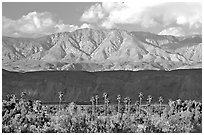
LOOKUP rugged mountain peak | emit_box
[2,28,202,72]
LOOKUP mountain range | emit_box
[2,28,202,72]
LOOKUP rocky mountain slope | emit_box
[2,69,202,103]
[2,28,202,72]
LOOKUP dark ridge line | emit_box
[2,68,202,74]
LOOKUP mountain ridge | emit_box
[2,28,202,72]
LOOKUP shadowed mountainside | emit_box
[2,69,201,103]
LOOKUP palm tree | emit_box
[58,91,63,111]
[158,96,164,111]
[123,97,128,113]
[117,95,121,113]
[103,92,108,115]
[176,99,181,105]
[127,97,131,113]
[176,99,182,112]
[147,95,153,105]
[139,92,143,105]
[10,94,16,102]
[135,101,140,113]
[147,95,153,115]
[103,92,108,104]
[168,99,173,107]
[106,98,110,115]
[139,92,143,112]
[21,92,27,100]
[95,95,99,106]
[90,96,95,115]
[6,94,11,101]
[95,95,99,112]
[34,100,42,114]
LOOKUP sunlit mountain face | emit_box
[2,28,202,72]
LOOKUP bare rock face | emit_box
[2,69,202,103]
[2,28,202,72]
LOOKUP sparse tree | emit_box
[135,100,140,113]
[139,92,144,112]
[58,91,63,111]
[95,95,99,112]
[6,94,11,101]
[147,95,153,105]
[158,96,164,111]
[106,98,110,115]
[117,95,121,113]
[33,100,42,114]
[20,92,27,100]
[176,99,182,112]
[103,92,108,104]
[95,95,99,106]
[90,96,95,115]
[147,95,153,115]
[176,99,181,105]
[123,97,128,113]
[168,99,173,107]
[103,92,108,115]
[128,97,131,113]
[10,94,16,103]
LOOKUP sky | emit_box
[2,2,202,38]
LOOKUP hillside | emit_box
[2,28,202,72]
[2,69,202,103]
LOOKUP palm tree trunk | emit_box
[59,99,61,112]
[118,101,120,113]
[95,100,97,113]
[160,102,162,111]
[104,98,107,116]
[106,102,108,116]
[139,98,141,112]
[125,104,128,113]
[128,103,131,113]
[90,102,94,121]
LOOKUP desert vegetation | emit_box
[2,91,202,133]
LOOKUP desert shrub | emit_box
[2,94,202,133]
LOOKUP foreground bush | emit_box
[2,94,202,133]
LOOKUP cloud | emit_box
[158,27,185,36]
[80,2,201,35]
[79,23,92,29]
[81,3,105,23]
[55,23,91,33]
[3,11,92,38]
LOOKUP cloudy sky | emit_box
[2,2,202,38]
